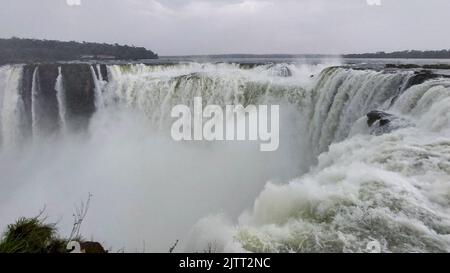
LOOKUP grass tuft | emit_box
[0,217,67,253]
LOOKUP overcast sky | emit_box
[0,0,449,55]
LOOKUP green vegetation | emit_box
[423,64,450,69]
[0,194,92,253]
[0,37,158,65]
[385,63,450,70]
[345,49,450,59]
[385,64,422,69]
[0,217,67,253]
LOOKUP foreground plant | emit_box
[0,216,66,253]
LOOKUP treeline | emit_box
[345,50,450,59]
[0,37,158,65]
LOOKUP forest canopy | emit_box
[344,50,450,59]
[0,37,158,65]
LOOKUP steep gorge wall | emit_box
[13,63,107,139]
[61,64,97,132]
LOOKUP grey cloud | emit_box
[0,0,449,55]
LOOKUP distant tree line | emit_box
[345,50,450,59]
[0,37,158,65]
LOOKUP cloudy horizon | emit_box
[1,0,449,56]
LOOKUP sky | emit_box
[0,0,449,55]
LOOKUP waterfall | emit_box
[90,65,105,109]
[308,67,412,155]
[6,62,440,150]
[55,67,67,134]
[1,62,447,161]
[31,66,39,137]
[104,63,320,130]
[104,64,419,154]
[1,62,450,253]
[390,78,450,132]
[186,67,450,253]
[96,64,103,81]
[0,65,24,149]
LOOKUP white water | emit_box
[96,65,104,81]
[0,65,24,150]
[187,73,450,253]
[308,68,412,155]
[31,67,39,137]
[90,65,106,109]
[55,67,67,134]
[1,62,450,253]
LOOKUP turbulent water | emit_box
[0,60,449,252]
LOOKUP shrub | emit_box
[0,217,67,253]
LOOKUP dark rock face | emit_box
[388,70,444,107]
[99,64,108,81]
[91,64,108,81]
[403,71,440,90]
[367,110,393,127]
[61,64,96,132]
[36,64,60,134]
[80,241,107,253]
[20,64,60,135]
[366,110,413,136]
[18,63,98,135]
[20,65,36,137]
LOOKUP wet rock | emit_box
[367,110,392,127]
[99,64,108,81]
[403,70,440,90]
[18,63,98,135]
[36,64,60,134]
[20,64,61,135]
[67,241,107,253]
[20,65,36,137]
[367,110,413,136]
[92,64,108,81]
[61,64,96,132]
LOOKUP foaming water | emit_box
[191,130,450,253]
[187,69,450,253]
[31,67,39,137]
[0,65,24,150]
[90,65,106,109]
[55,67,67,134]
[1,60,450,253]
[0,61,327,251]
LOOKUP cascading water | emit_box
[55,67,67,134]
[90,65,106,109]
[308,67,413,156]
[104,63,317,130]
[96,65,104,82]
[0,61,449,253]
[0,65,24,150]
[31,67,39,137]
[187,67,450,253]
